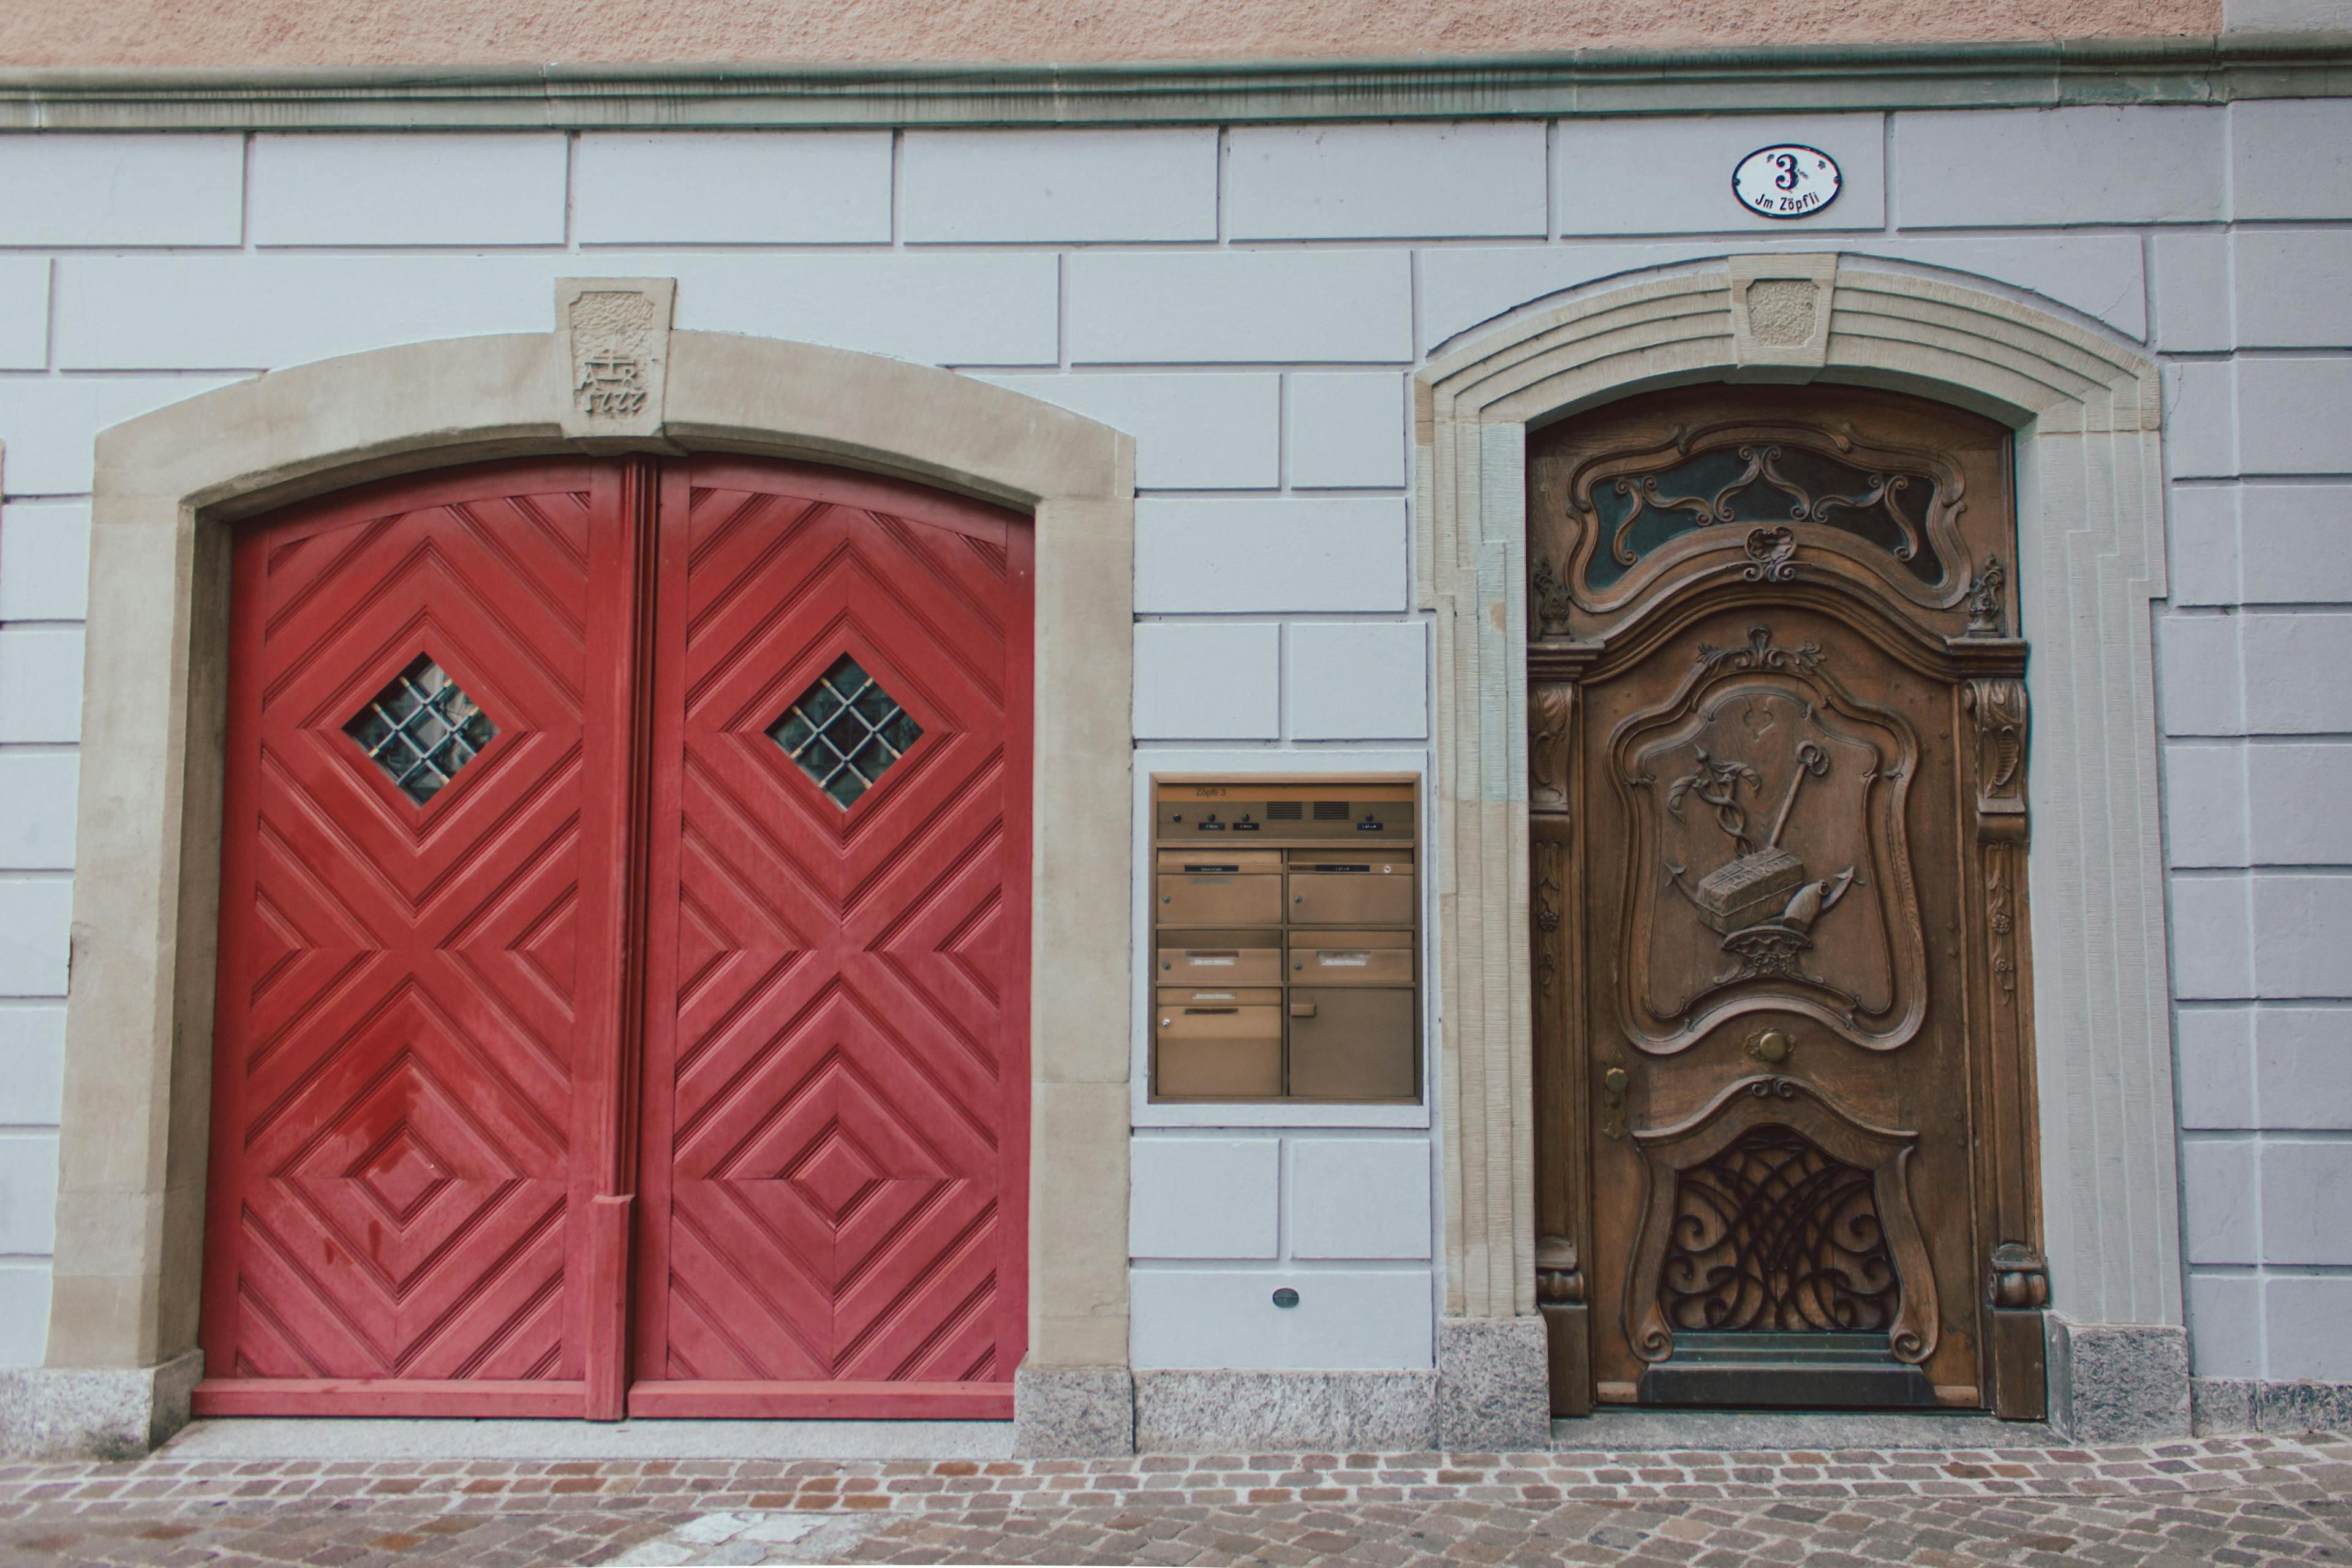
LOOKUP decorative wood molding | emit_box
[1626,1074,1939,1366]
[1415,255,2179,1329]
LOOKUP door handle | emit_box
[1289,1001,1317,1019]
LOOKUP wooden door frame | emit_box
[1414,254,2193,1446]
[46,301,1139,1453]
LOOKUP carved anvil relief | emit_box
[1611,626,1928,1054]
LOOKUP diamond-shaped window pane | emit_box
[769,655,921,809]
[345,655,499,805]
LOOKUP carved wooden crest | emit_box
[1608,625,1927,1054]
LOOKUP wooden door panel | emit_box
[1580,606,1978,1401]
[202,461,636,1415]
[1529,385,2043,1417]
[631,459,1031,1417]
[204,454,1034,1422]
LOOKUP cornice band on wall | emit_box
[1,34,2348,131]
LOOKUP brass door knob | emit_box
[1602,1066,1630,1095]
[1747,1029,1793,1064]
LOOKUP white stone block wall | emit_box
[2160,96,2352,1392]
[0,107,2343,1383]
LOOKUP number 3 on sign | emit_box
[1732,145,1842,219]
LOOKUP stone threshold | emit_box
[159,1418,1014,1463]
[1556,1408,2047,1451]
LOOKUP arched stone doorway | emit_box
[42,294,1139,1456]
[1414,255,2188,1446]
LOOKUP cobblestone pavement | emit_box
[0,1432,2343,1566]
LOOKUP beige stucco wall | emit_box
[0,0,2219,69]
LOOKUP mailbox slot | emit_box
[1288,929,1415,987]
[1156,986,1283,1007]
[1153,1003,1283,1098]
[1152,778,1420,1102]
[1287,988,1419,1100]
[1288,851,1416,927]
[1156,932,1286,988]
[1156,848,1285,926]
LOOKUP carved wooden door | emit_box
[1528,387,2048,1419]
[200,455,1031,1421]
[627,459,1031,1419]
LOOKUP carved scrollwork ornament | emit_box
[1966,554,2008,637]
[1743,526,1799,582]
[1694,624,1824,677]
[1532,554,1575,641]
[1624,1075,1942,1367]
[1986,1242,2049,1309]
[1657,1121,1901,1337]
[1535,1234,1587,1305]
[1532,838,1564,1000]
[1964,677,2029,845]
[1529,684,1574,814]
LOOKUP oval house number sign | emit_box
[1733,145,1842,219]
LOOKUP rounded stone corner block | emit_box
[51,325,1138,1438]
[1415,255,2182,1397]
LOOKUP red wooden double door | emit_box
[198,455,1033,1420]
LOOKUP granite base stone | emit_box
[2194,1376,2352,1435]
[1134,1369,1437,1452]
[0,1349,204,1460]
[1011,1363,1134,1457]
[2047,1317,2191,1443]
[1435,1316,1550,1451]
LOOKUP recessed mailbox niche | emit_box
[1151,777,1420,1103]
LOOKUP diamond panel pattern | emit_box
[644,473,1022,1399]
[211,473,600,1400]
[345,654,499,804]
[785,1124,885,1224]
[769,656,921,808]
[347,1125,454,1227]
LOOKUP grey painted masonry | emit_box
[0,95,2347,1434]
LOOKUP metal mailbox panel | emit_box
[1287,867,1417,927]
[1287,930,1415,987]
[1155,1003,1284,1098]
[1155,787,1416,844]
[1150,777,1422,1104]
[1286,988,1418,1100]
[1160,869,1285,926]
[1156,938,1285,987]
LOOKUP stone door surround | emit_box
[34,284,1137,1458]
[1415,254,2191,1445]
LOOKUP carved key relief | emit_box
[1610,626,1928,1054]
